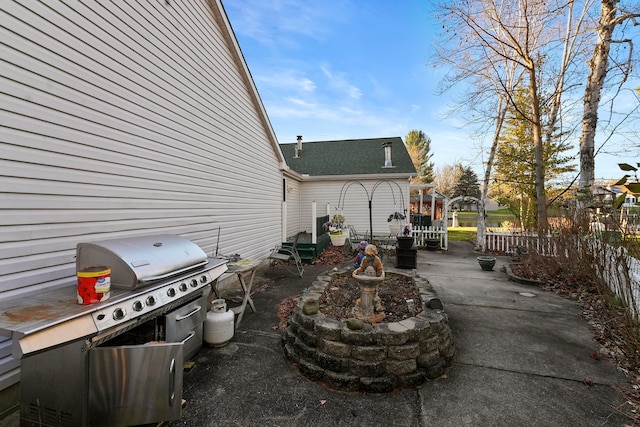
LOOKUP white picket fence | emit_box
[410,225,448,250]
[592,239,640,323]
[485,230,556,256]
[485,230,639,322]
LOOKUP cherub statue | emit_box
[353,244,384,277]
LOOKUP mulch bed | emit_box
[318,271,422,323]
[277,244,421,328]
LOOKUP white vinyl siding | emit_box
[1,0,284,299]
[284,178,302,240]
[298,179,411,238]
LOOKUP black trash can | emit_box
[411,214,431,227]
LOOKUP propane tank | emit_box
[204,299,235,347]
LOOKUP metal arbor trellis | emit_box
[336,179,407,241]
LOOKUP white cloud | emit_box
[223,0,349,48]
[320,64,362,100]
[256,70,316,93]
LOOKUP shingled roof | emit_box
[280,137,416,177]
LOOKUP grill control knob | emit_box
[167,288,176,297]
[132,301,144,311]
[200,275,208,283]
[113,308,126,320]
[190,279,198,288]
[146,296,157,306]
[179,283,188,292]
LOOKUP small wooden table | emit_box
[214,259,260,330]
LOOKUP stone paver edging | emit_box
[281,267,455,392]
[504,263,544,286]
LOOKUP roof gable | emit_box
[280,137,416,177]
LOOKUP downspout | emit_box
[282,178,287,242]
[312,201,317,244]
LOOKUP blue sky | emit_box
[222,0,639,181]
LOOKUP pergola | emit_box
[409,183,450,224]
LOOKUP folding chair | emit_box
[346,225,366,252]
[268,232,305,277]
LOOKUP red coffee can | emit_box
[77,266,111,305]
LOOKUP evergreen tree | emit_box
[453,166,480,210]
[405,130,434,183]
[491,89,575,228]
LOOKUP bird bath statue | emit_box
[351,244,386,323]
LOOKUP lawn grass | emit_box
[448,227,476,242]
[454,209,516,228]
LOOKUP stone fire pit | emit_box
[281,268,455,392]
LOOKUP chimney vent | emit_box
[383,141,393,167]
[294,135,303,158]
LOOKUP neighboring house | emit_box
[596,183,638,209]
[280,137,417,239]
[0,0,289,401]
[610,185,638,208]
[594,185,617,204]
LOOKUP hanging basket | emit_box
[329,233,348,246]
[388,222,403,236]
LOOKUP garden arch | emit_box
[336,179,407,241]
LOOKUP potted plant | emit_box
[396,225,414,249]
[324,214,348,246]
[477,255,496,271]
[387,211,405,235]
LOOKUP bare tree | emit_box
[433,163,463,199]
[578,0,640,195]
[434,0,589,234]
[477,96,507,251]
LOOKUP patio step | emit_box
[282,233,330,264]
[296,245,316,264]
[279,233,331,264]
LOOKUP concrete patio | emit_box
[168,241,631,427]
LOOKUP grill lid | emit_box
[76,234,208,289]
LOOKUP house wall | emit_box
[284,177,302,240]
[299,178,412,238]
[0,0,284,394]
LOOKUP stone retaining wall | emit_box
[281,268,455,392]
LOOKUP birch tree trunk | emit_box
[477,96,507,252]
[578,0,618,195]
[578,0,640,196]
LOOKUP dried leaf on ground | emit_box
[312,244,351,266]
[278,295,300,330]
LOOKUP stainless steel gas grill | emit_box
[76,234,210,290]
[0,234,227,427]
